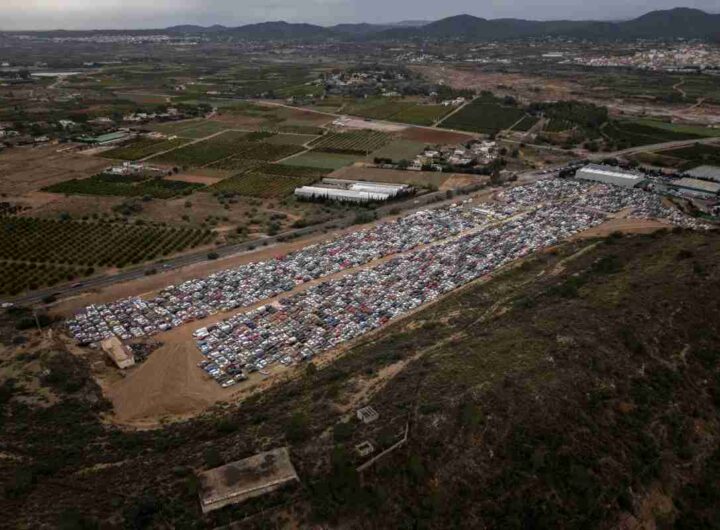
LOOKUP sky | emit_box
[0,0,717,30]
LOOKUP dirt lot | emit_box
[397,126,475,144]
[165,173,223,185]
[0,144,108,195]
[573,217,669,239]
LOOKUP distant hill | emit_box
[222,21,335,40]
[3,8,718,41]
[370,8,720,41]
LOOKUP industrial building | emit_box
[295,178,412,204]
[75,131,131,146]
[684,165,720,183]
[669,177,720,199]
[575,164,646,188]
[198,447,299,514]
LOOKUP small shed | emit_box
[357,406,380,424]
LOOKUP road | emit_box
[7,184,482,307]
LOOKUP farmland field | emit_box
[345,99,415,120]
[511,115,540,132]
[628,119,720,138]
[146,119,231,138]
[659,144,720,167]
[212,172,316,198]
[310,131,390,154]
[148,131,250,166]
[0,261,84,295]
[281,152,361,170]
[441,98,528,134]
[390,105,451,126]
[207,143,305,170]
[603,121,706,148]
[0,217,212,292]
[545,119,575,132]
[264,133,319,146]
[255,163,331,179]
[102,138,189,161]
[44,174,204,199]
[370,140,426,162]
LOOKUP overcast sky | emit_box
[0,0,717,30]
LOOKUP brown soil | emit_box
[0,144,109,194]
[165,173,223,185]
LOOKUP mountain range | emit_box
[7,8,720,42]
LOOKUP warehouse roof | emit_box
[671,177,720,195]
[684,165,720,183]
[578,164,646,184]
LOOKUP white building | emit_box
[576,164,646,188]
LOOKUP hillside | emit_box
[371,8,720,41]
[1,228,720,527]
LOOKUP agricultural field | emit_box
[441,97,528,134]
[310,130,390,154]
[44,174,204,199]
[344,99,414,120]
[640,143,720,169]
[146,120,232,139]
[344,98,451,126]
[282,152,362,170]
[545,119,576,132]
[391,105,452,126]
[101,138,190,161]
[264,133,319,146]
[370,140,427,162]
[627,119,720,138]
[212,172,317,199]
[603,120,707,149]
[0,217,211,293]
[255,163,331,179]
[207,143,305,171]
[329,165,486,191]
[0,261,84,296]
[511,115,540,132]
[148,131,250,167]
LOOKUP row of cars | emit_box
[66,204,510,344]
[195,202,608,386]
[194,178,711,387]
